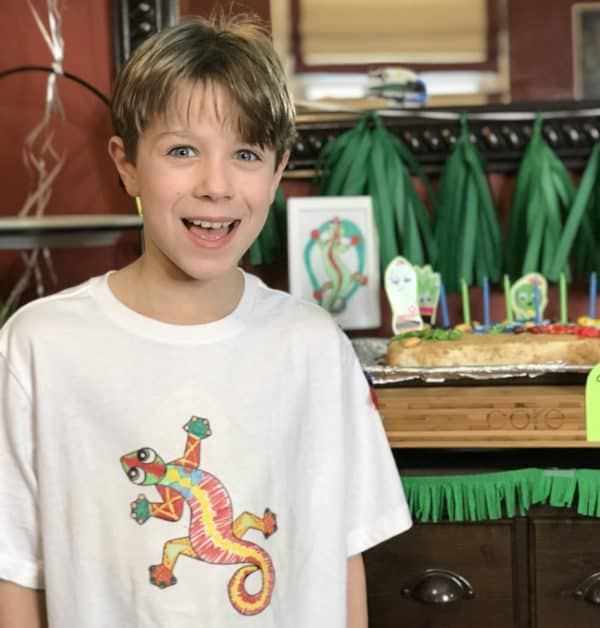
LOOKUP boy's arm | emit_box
[347,553,368,628]
[0,581,47,628]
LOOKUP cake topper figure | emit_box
[510,273,548,321]
[415,265,441,324]
[384,256,423,334]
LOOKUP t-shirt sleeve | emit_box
[340,338,412,556]
[0,354,44,589]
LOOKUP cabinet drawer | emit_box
[364,521,518,628]
[533,518,600,628]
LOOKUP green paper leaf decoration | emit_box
[433,113,502,293]
[548,141,600,280]
[314,110,437,272]
[248,186,286,265]
[506,113,576,281]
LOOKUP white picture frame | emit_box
[287,196,381,330]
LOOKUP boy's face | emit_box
[110,81,288,288]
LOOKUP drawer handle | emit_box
[402,569,474,604]
[574,573,600,605]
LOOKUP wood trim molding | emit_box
[288,100,600,177]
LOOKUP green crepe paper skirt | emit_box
[401,468,600,522]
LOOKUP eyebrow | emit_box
[154,130,192,139]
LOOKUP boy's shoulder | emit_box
[249,274,352,356]
[1,275,99,343]
[252,275,343,332]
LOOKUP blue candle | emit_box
[590,272,597,320]
[439,282,450,328]
[483,277,491,327]
[533,280,541,323]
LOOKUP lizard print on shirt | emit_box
[120,416,277,616]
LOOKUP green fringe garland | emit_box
[315,110,437,272]
[548,141,600,280]
[505,114,576,281]
[402,468,600,522]
[434,113,502,293]
[248,187,286,265]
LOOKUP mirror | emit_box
[136,1,595,110]
[178,0,509,108]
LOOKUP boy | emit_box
[0,15,411,628]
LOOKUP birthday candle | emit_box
[533,280,540,323]
[461,279,471,327]
[559,273,567,324]
[503,274,513,324]
[439,282,450,328]
[483,277,491,327]
[590,272,597,320]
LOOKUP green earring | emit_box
[135,196,143,217]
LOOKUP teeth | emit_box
[186,219,234,229]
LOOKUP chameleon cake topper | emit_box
[415,264,441,324]
[510,273,548,321]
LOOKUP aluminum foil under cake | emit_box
[351,337,593,384]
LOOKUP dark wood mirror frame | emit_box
[112,0,178,70]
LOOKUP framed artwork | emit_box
[287,196,381,330]
[573,3,600,99]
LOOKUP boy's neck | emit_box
[107,257,245,325]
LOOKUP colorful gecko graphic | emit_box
[120,417,277,616]
[304,216,368,314]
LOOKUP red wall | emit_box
[179,0,270,21]
[507,0,579,101]
[0,1,137,307]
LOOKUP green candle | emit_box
[503,274,513,324]
[461,279,471,327]
[559,273,568,324]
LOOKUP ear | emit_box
[269,150,290,202]
[108,136,139,197]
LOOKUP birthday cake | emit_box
[383,260,600,369]
[386,325,600,368]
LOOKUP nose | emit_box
[192,154,233,201]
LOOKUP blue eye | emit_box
[236,149,259,161]
[168,146,195,158]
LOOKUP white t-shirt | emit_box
[0,270,411,628]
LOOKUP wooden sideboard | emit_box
[364,382,600,628]
[377,383,590,448]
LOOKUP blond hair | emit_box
[111,14,295,166]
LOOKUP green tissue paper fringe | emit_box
[315,110,437,272]
[548,141,600,280]
[248,187,286,265]
[402,468,600,522]
[506,114,577,281]
[434,113,502,293]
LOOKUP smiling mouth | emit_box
[182,218,240,242]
